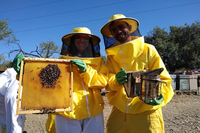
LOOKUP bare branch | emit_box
[5,39,59,59]
[8,42,40,58]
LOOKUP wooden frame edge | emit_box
[16,60,24,115]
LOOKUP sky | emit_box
[1,0,200,60]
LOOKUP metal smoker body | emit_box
[124,68,165,102]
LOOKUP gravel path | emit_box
[23,94,200,133]
[163,94,200,133]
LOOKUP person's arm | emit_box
[80,63,108,89]
[145,45,174,107]
[104,57,125,91]
[0,68,17,95]
[71,59,108,89]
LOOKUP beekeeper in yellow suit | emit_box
[45,27,108,133]
[100,14,174,133]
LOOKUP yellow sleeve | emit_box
[105,57,124,91]
[147,45,174,108]
[80,63,108,89]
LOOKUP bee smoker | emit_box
[124,68,166,102]
[140,68,166,102]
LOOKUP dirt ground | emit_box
[23,92,200,133]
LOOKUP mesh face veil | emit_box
[60,27,101,57]
[103,28,142,49]
[60,37,100,57]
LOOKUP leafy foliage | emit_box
[0,18,17,68]
[145,20,200,72]
[0,54,12,68]
[38,40,60,58]
[0,18,18,44]
[0,61,12,68]
[0,53,6,65]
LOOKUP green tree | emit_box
[169,21,200,70]
[38,40,60,58]
[145,20,200,72]
[0,61,12,68]
[0,54,12,69]
[0,53,6,64]
[0,18,18,68]
[0,18,18,44]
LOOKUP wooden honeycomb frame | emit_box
[17,57,73,115]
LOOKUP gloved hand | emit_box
[13,54,24,74]
[115,68,127,85]
[144,94,164,106]
[71,59,87,73]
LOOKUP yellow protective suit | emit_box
[46,56,108,133]
[105,36,174,133]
